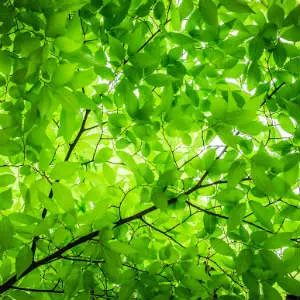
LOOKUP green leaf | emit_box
[251,163,273,195]
[248,37,264,61]
[285,57,300,75]
[247,61,261,90]
[166,32,196,45]
[0,174,15,187]
[179,0,193,19]
[145,74,174,87]
[46,12,67,37]
[249,200,273,231]
[203,213,217,234]
[95,147,113,163]
[262,283,282,300]
[263,232,293,249]
[242,272,260,298]
[103,164,116,184]
[236,249,253,274]
[210,238,235,257]
[55,36,81,53]
[151,190,168,212]
[0,189,13,210]
[227,160,246,188]
[55,87,80,112]
[52,182,74,211]
[52,63,76,86]
[70,69,97,89]
[0,50,12,75]
[171,5,181,31]
[215,188,244,204]
[0,141,22,156]
[64,268,81,298]
[283,248,300,273]
[282,25,300,42]
[198,0,218,27]
[130,52,160,68]
[273,43,287,67]
[278,113,295,133]
[220,0,254,13]
[0,217,14,249]
[267,4,284,26]
[227,203,246,231]
[82,270,95,290]
[51,162,80,180]
[282,5,300,27]
[277,275,300,297]
[153,1,165,20]
[109,35,125,63]
[15,246,32,277]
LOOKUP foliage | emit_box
[0,0,299,299]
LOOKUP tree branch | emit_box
[11,286,63,294]
[260,82,286,106]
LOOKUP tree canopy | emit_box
[0,0,300,299]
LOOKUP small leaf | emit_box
[242,272,260,298]
[267,4,284,26]
[203,213,217,234]
[171,5,181,31]
[278,113,295,133]
[210,238,235,256]
[145,74,174,87]
[64,268,81,298]
[55,36,81,53]
[0,141,22,156]
[0,217,14,249]
[262,283,282,300]
[220,0,254,13]
[273,43,286,67]
[282,5,300,27]
[52,182,74,211]
[285,57,300,75]
[0,174,15,187]
[249,200,273,231]
[0,189,13,210]
[198,0,218,27]
[236,249,253,274]
[153,1,165,20]
[215,188,244,204]
[277,275,300,297]
[109,35,125,63]
[151,191,168,212]
[179,0,193,19]
[247,62,261,90]
[95,147,113,163]
[52,63,76,86]
[248,37,264,61]
[263,232,293,249]
[51,162,80,180]
[16,246,32,277]
[167,32,196,45]
[282,26,300,42]
[227,160,246,188]
[227,203,246,231]
[83,270,95,290]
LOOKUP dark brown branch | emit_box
[61,256,104,264]
[187,201,273,234]
[64,109,91,161]
[140,217,185,248]
[0,231,99,294]
[11,286,63,294]
[260,81,286,106]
